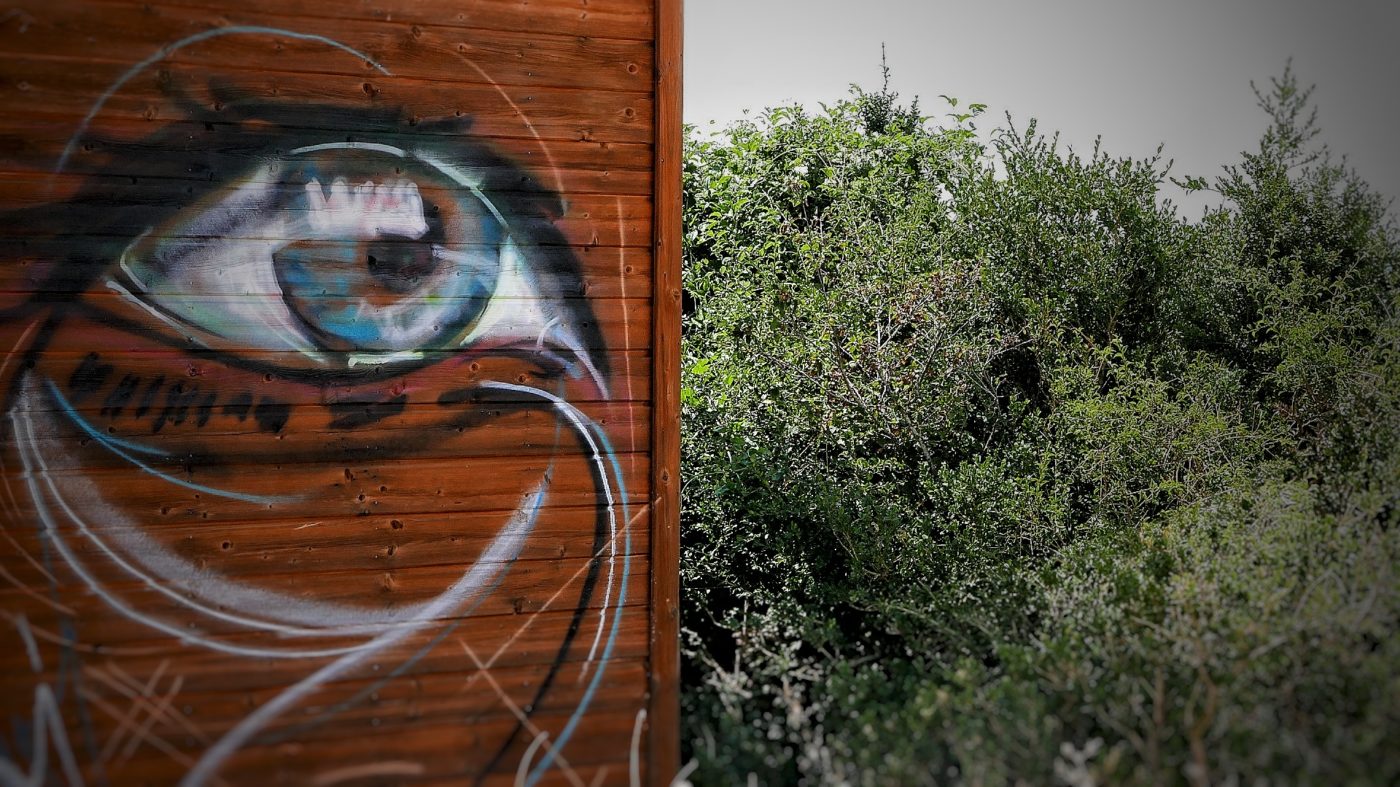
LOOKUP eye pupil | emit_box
[365,239,436,294]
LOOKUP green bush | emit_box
[680,67,1400,785]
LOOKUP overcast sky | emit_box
[684,0,1400,217]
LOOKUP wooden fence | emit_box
[0,0,681,783]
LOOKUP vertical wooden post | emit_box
[650,0,684,782]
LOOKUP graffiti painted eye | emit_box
[271,176,503,353]
[113,145,518,368]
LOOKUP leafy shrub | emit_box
[680,67,1400,785]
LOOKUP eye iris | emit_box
[272,173,502,353]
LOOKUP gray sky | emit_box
[684,0,1400,217]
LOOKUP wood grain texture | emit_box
[81,0,657,41]
[1,0,655,92]
[0,241,654,299]
[0,171,653,248]
[649,0,683,783]
[0,56,654,143]
[0,0,670,783]
[0,121,654,182]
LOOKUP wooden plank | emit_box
[2,544,651,655]
[53,658,648,755]
[0,170,649,209]
[0,553,650,623]
[94,705,648,785]
[12,398,652,464]
[34,666,644,784]
[0,240,652,300]
[0,1,655,93]
[0,172,654,248]
[0,448,650,516]
[0,505,650,570]
[0,162,653,200]
[0,295,652,356]
[1,597,650,779]
[0,117,653,176]
[82,0,657,42]
[67,659,650,742]
[648,0,683,783]
[0,349,653,408]
[0,127,654,199]
[0,55,654,144]
[0,501,647,557]
[0,603,650,668]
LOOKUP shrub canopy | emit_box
[680,69,1400,785]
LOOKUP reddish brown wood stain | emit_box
[0,0,681,783]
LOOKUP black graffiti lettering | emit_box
[328,394,408,430]
[434,387,500,430]
[134,375,165,419]
[67,352,113,403]
[153,382,200,433]
[222,392,253,421]
[100,374,141,417]
[254,397,291,433]
[195,391,218,427]
[436,387,486,407]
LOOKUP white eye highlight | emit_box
[303,178,429,240]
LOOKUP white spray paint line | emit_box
[14,614,42,674]
[463,505,646,688]
[95,659,171,764]
[457,639,587,787]
[670,760,700,786]
[115,674,185,767]
[84,663,205,745]
[178,488,539,787]
[287,142,407,158]
[515,732,551,787]
[115,229,154,295]
[477,382,618,677]
[105,280,208,347]
[16,405,378,659]
[629,708,648,787]
[0,682,85,787]
[453,54,567,204]
[77,686,195,772]
[310,762,426,786]
[0,319,56,583]
[27,377,529,639]
[616,196,639,453]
